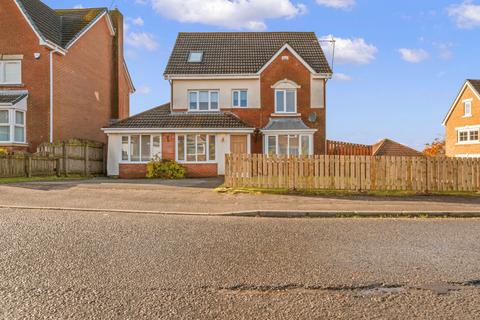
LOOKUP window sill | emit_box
[271,113,301,117]
[456,142,480,145]
[177,161,217,164]
[0,142,28,146]
[462,115,472,118]
[0,83,24,87]
[119,161,150,164]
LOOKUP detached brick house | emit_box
[0,0,134,152]
[443,80,480,157]
[104,32,332,178]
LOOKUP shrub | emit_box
[146,158,186,179]
[0,148,7,156]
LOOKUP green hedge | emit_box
[146,158,186,179]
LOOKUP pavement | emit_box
[0,177,480,216]
[1,209,480,319]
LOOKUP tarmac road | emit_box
[1,208,480,319]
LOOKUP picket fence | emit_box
[224,154,480,192]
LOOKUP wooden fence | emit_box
[0,140,105,178]
[225,154,480,192]
[327,140,373,156]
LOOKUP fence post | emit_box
[56,158,61,177]
[63,142,69,176]
[84,143,90,177]
[25,155,32,178]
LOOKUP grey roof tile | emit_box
[467,79,480,94]
[107,104,254,129]
[164,32,332,75]
[262,118,311,131]
[0,91,28,104]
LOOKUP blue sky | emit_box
[45,0,480,149]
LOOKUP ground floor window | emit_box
[0,109,26,143]
[121,135,161,162]
[265,134,312,156]
[177,134,216,162]
[458,128,479,143]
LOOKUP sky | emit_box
[44,0,480,150]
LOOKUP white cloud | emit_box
[135,0,147,4]
[320,35,378,65]
[131,17,145,26]
[73,4,84,9]
[145,0,306,30]
[398,48,430,63]
[136,86,151,94]
[447,1,480,29]
[333,73,353,81]
[434,42,454,60]
[125,32,159,51]
[316,0,355,9]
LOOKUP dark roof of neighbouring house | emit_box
[467,79,480,94]
[262,118,312,131]
[0,91,28,104]
[164,32,332,76]
[372,139,422,157]
[15,0,107,48]
[106,104,255,129]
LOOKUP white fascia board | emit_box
[66,12,114,50]
[257,43,318,76]
[164,74,259,80]
[443,81,480,126]
[123,60,136,93]
[103,128,256,134]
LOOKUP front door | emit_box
[230,135,248,154]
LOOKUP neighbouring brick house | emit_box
[0,0,134,152]
[103,32,332,178]
[443,80,480,157]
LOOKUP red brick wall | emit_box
[119,163,147,179]
[0,0,51,151]
[229,48,327,154]
[162,133,176,160]
[183,163,218,177]
[53,16,115,145]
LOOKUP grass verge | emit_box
[215,186,480,198]
[0,175,88,184]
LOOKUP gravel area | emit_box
[1,208,480,319]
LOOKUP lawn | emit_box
[0,175,88,184]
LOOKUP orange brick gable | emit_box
[444,84,480,156]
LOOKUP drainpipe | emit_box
[49,49,58,143]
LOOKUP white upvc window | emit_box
[0,109,26,143]
[464,100,472,117]
[275,89,297,113]
[457,128,479,144]
[0,61,22,85]
[232,90,248,108]
[176,133,216,163]
[265,134,312,156]
[188,90,219,111]
[121,135,162,162]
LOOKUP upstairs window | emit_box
[232,90,248,108]
[275,89,296,113]
[0,61,21,85]
[464,100,472,117]
[188,90,219,111]
[188,51,204,63]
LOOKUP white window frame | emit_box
[232,90,248,108]
[120,134,162,163]
[188,90,219,111]
[463,99,473,118]
[457,127,480,145]
[0,108,26,144]
[176,133,216,163]
[275,89,297,114]
[0,60,22,85]
[264,134,313,156]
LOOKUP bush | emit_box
[146,158,186,179]
[0,148,7,156]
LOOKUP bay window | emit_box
[0,109,26,143]
[0,61,22,85]
[188,90,219,111]
[265,134,312,156]
[177,134,216,162]
[121,135,162,162]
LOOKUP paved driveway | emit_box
[0,178,480,214]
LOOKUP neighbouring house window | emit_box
[275,89,296,113]
[177,134,216,162]
[0,61,21,84]
[464,100,472,117]
[121,135,162,162]
[188,91,219,111]
[265,134,312,156]
[232,90,248,108]
[0,109,25,143]
[458,129,479,143]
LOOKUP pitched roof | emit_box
[0,91,28,104]
[164,32,332,76]
[262,118,313,131]
[372,139,421,157]
[467,79,480,94]
[106,104,255,129]
[15,0,107,48]
[442,79,480,125]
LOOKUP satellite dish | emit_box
[308,112,317,123]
